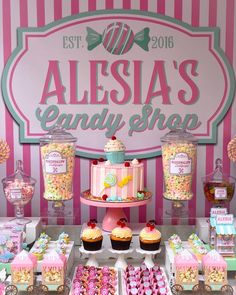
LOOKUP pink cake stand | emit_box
[81,190,152,231]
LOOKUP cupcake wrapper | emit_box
[106,151,125,164]
[82,239,103,251]
[111,238,131,250]
[140,240,160,251]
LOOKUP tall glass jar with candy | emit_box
[2,160,36,224]
[161,129,198,213]
[40,125,77,212]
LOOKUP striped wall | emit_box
[0,0,235,225]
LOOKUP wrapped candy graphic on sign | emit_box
[86,22,150,55]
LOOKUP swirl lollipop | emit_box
[98,173,117,196]
[227,136,236,162]
[0,139,10,164]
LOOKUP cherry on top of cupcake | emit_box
[117,218,128,228]
[146,220,157,231]
[87,219,98,229]
[111,136,116,140]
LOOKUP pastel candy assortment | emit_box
[41,142,75,201]
[124,263,171,295]
[4,179,34,206]
[71,265,118,295]
[162,142,197,200]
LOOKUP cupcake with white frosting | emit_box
[81,219,103,251]
[110,218,132,250]
[104,136,125,164]
[139,220,161,251]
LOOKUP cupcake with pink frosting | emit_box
[139,221,161,251]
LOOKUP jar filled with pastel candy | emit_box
[40,125,77,206]
[161,129,198,204]
[2,160,36,224]
[202,158,235,206]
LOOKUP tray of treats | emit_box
[70,265,119,295]
[29,232,74,273]
[122,263,172,295]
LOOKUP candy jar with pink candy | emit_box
[2,160,36,225]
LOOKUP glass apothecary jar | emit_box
[40,125,77,210]
[202,158,235,206]
[2,160,36,224]
[161,128,198,209]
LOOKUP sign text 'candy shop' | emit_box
[2,11,235,158]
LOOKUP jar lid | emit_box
[203,158,236,183]
[2,160,36,185]
[161,128,198,144]
[39,125,77,143]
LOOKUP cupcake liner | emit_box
[139,240,161,251]
[106,151,125,164]
[82,238,103,251]
[110,238,131,250]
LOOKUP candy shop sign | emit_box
[2,11,235,159]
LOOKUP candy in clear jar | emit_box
[40,125,77,205]
[202,158,235,206]
[2,160,36,224]
[161,128,198,202]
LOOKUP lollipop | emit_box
[227,136,236,162]
[104,173,117,187]
[0,139,10,164]
[98,173,117,197]
[86,22,150,55]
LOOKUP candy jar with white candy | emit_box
[161,128,198,216]
[40,125,77,214]
[2,160,36,225]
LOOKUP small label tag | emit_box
[170,153,192,175]
[44,151,67,174]
[216,214,234,225]
[215,187,227,200]
[10,189,22,200]
[210,207,228,217]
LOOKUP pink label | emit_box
[44,151,67,174]
[170,153,191,175]
[216,214,234,225]
[10,189,22,200]
[215,187,227,200]
[210,208,227,216]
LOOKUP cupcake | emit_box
[139,221,161,251]
[31,248,44,260]
[81,219,103,251]
[110,218,132,250]
[58,232,70,244]
[104,136,125,164]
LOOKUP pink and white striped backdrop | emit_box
[0,0,235,225]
